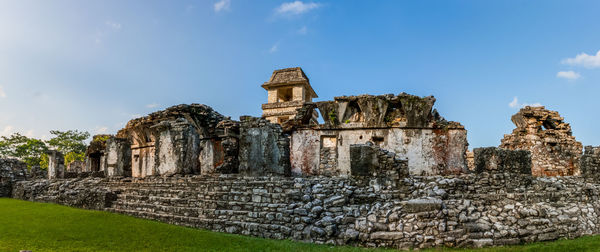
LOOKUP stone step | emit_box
[106,207,295,234]
[111,196,290,210]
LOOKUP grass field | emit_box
[1,198,599,252]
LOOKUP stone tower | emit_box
[261,67,318,124]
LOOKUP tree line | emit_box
[0,130,90,169]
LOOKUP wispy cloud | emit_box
[297,26,308,35]
[105,21,122,30]
[556,70,581,81]
[269,42,279,53]
[214,0,231,13]
[509,97,541,109]
[95,126,109,134]
[0,86,6,98]
[186,5,196,13]
[95,21,122,44]
[562,50,600,69]
[24,129,35,138]
[0,125,14,137]
[276,1,320,16]
[146,103,159,109]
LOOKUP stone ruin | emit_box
[500,106,583,176]
[3,67,600,250]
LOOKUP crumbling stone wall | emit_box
[349,142,409,179]
[290,93,468,176]
[500,106,582,177]
[0,159,27,197]
[473,147,531,174]
[47,150,65,179]
[238,116,290,176]
[13,170,600,249]
[580,146,600,181]
[104,137,131,177]
[86,134,110,173]
[292,127,467,176]
[13,178,117,210]
[117,104,227,177]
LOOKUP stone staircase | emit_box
[102,178,300,238]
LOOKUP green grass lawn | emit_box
[0,198,599,252]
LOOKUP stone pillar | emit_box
[104,137,132,177]
[47,150,65,179]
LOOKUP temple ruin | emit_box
[3,67,600,250]
[500,106,582,176]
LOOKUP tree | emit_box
[0,133,48,168]
[46,130,90,165]
[0,130,92,169]
[46,130,90,154]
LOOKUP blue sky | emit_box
[1,0,600,149]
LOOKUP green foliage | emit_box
[46,130,90,154]
[46,130,90,166]
[0,133,48,168]
[0,129,90,168]
[92,135,111,143]
[39,153,49,169]
[328,110,337,124]
[64,151,85,165]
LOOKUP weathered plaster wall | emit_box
[291,128,467,176]
[105,137,131,177]
[132,146,155,177]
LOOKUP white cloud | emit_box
[269,43,279,53]
[297,26,308,35]
[509,97,519,108]
[0,125,14,137]
[0,86,5,98]
[509,97,542,109]
[214,0,231,12]
[146,103,159,108]
[105,21,122,30]
[276,1,320,16]
[24,129,35,138]
[562,50,600,69]
[95,126,109,134]
[556,70,581,81]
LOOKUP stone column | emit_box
[47,150,65,179]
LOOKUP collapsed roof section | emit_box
[284,93,463,130]
[117,104,227,141]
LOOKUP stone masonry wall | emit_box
[0,159,27,197]
[13,170,600,250]
[580,146,600,181]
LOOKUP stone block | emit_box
[473,147,531,174]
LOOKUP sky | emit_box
[1,0,600,149]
